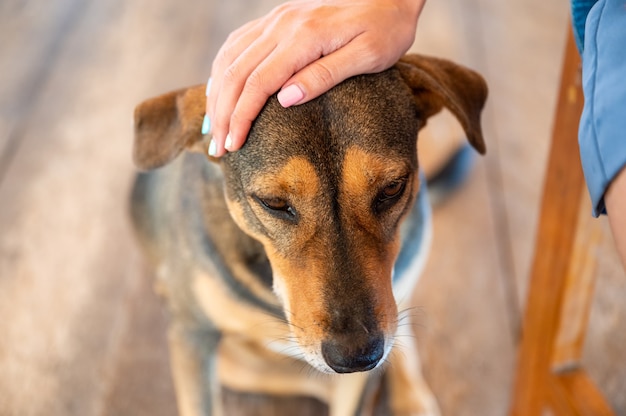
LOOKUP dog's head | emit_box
[133,54,487,374]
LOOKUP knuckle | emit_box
[244,69,266,92]
[266,2,316,37]
[222,62,241,84]
[271,2,298,21]
[309,62,336,89]
[215,40,240,69]
[357,38,395,72]
[365,54,389,73]
[299,16,318,34]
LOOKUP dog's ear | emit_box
[133,85,209,170]
[396,54,487,154]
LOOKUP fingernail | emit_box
[277,84,304,107]
[208,139,217,156]
[224,133,233,151]
[202,114,211,135]
[205,78,212,96]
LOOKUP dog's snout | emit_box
[321,334,385,373]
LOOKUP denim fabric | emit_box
[578,0,626,216]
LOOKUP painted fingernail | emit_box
[208,139,217,156]
[205,78,212,96]
[202,114,211,135]
[277,84,304,107]
[224,133,233,151]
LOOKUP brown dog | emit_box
[130,53,487,415]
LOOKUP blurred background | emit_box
[0,0,624,414]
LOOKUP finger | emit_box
[225,64,291,151]
[206,2,333,153]
[205,1,301,145]
[209,36,282,154]
[278,35,399,108]
[226,33,376,150]
[211,10,340,152]
[205,20,266,118]
[206,25,278,155]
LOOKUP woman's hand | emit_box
[204,0,425,156]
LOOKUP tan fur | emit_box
[224,157,330,350]
[246,156,323,248]
[340,146,421,335]
[192,270,287,340]
[218,335,332,401]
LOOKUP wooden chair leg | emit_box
[508,24,615,416]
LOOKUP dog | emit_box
[130,53,487,415]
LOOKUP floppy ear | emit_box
[396,54,488,154]
[133,84,208,170]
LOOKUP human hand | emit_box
[203,0,425,156]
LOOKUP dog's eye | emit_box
[382,181,404,199]
[374,178,407,214]
[254,196,298,221]
[260,197,288,210]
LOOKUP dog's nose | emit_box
[321,334,385,373]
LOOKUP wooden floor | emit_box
[1,0,624,415]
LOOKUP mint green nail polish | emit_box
[201,114,211,135]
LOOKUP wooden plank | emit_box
[552,192,602,369]
[508,26,586,416]
[222,389,329,416]
[0,0,86,170]
[548,370,615,416]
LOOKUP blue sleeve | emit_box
[578,0,626,216]
[570,0,598,52]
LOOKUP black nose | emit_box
[321,334,385,373]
